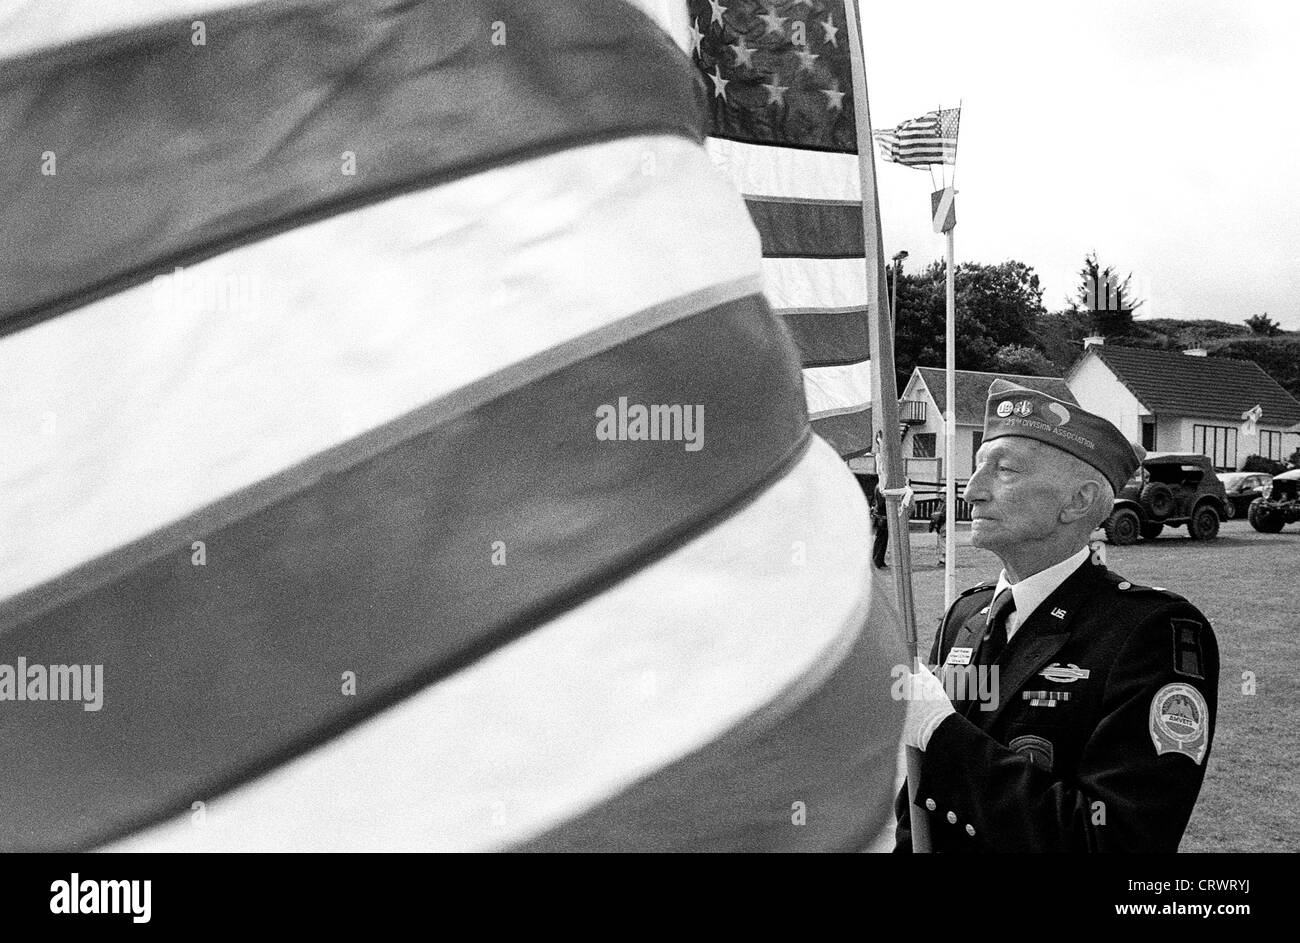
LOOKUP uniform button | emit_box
[925,799,937,811]
[966,824,976,836]
[1118,581,1131,590]
[946,811,958,824]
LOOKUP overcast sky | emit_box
[862,0,1300,329]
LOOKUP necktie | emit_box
[982,589,1016,664]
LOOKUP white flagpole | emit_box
[945,104,962,608]
[944,224,956,608]
[844,0,930,854]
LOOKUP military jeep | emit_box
[1247,468,1300,533]
[1103,453,1228,545]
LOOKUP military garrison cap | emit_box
[982,379,1142,491]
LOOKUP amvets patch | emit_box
[1149,683,1209,765]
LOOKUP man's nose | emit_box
[964,466,989,504]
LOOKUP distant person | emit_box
[929,497,947,567]
[867,430,890,569]
[871,481,889,569]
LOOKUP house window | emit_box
[970,430,983,474]
[913,433,936,458]
[1141,419,1155,451]
[1192,424,1239,471]
[1260,430,1283,461]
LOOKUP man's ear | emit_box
[1059,480,1102,525]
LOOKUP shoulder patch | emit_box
[1149,683,1210,765]
[1009,734,1054,772]
[1171,618,1206,680]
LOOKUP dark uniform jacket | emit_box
[895,554,1218,852]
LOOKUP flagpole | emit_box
[843,0,930,854]
[945,103,961,609]
[944,224,956,608]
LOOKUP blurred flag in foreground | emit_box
[677,0,874,457]
[0,0,902,850]
[874,107,961,168]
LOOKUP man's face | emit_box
[964,437,1069,554]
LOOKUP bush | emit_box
[993,344,1055,377]
[1242,454,1289,475]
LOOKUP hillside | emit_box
[1033,311,1300,400]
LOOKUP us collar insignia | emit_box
[1039,663,1090,683]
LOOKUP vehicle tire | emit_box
[1140,522,1164,540]
[1247,500,1285,534]
[1223,499,1237,520]
[1139,482,1176,520]
[1104,508,1141,545]
[1188,504,1220,541]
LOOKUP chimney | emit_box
[1083,335,1105,348]
[1184,348,1208,357]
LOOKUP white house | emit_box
[898,367,1078,487]
[1066,342,1300,471]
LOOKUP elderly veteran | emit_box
[894,379,1219,852]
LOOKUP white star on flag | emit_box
[820,88,845,111]
[821,16,839,47]
[688,18,704,56]
[758,8,787,35]
[729,36,755,69]
[708,65,729,99]
[708,0,727,27]
[795,48,819,71]
[763,75,788,105]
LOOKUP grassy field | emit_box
[894,518,1300,852]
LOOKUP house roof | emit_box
[1080,346,1300,426]
[913,368,1077,425]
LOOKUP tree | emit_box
[1071,251,1144,338]
[1209,337,1300,402]
[1245,313,1282,337]
[892,259,1046,387]
[1032,308,1094,373]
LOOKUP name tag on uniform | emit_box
[944,647,973,667]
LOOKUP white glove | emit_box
[900,663,955,750]
[881,485,915,514]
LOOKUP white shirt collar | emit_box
[992,546,1090,641]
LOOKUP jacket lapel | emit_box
[952,608,989,661]
[940,606,993,717]
[982,559,1103,728]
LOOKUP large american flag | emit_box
[0,0,903,851]
[684,0,874,458]
[874,107,961,167]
